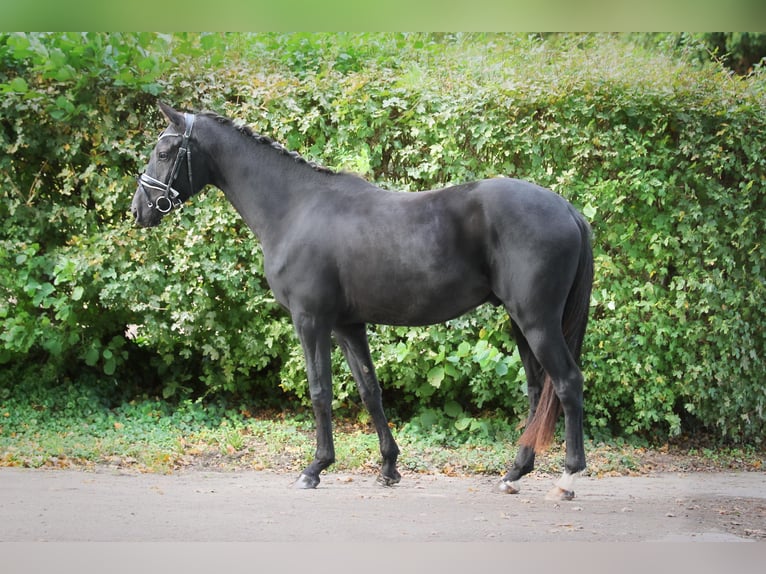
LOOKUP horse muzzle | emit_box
[131,185,164,228]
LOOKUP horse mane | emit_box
[200,111,337,176]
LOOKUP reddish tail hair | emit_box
[518,207,593,452]
[518,373,561,452]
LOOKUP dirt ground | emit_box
[1,467,764,542]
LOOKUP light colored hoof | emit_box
[545,486,575,501]
[293,473,319,489]
[497,479,520,494]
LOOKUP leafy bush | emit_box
[702,32,766,74]
[2,33,764,445]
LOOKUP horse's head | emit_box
[131,101,201,227]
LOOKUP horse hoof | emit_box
[497,479,520,494]
[293,473,320,489]
[376,472,401,487]
[545,486,575,501]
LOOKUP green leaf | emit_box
[42,337,63,356]
[454,417,472,431]
[103,356,116,376]
[456,341,472,357]
[55,96,75,114]
[427,365,444,388]
[417,408,438,429]
[32,282,55,307]
[444,400,463,418]
[71,286,84,301]
[84,347,100,367]
[7,77,28,93]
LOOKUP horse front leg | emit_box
[334,324,401,486]
[292,312,335,489]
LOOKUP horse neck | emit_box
[201,118,326,245]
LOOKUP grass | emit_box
[1,392,763,477]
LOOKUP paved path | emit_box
[1,468,764,542]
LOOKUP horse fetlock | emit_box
[565,457,586,476]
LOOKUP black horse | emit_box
[132,102,593,500]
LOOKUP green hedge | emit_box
[1,33,764,444]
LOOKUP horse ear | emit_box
[158,101,185,129]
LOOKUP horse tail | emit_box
[518,205,593,452]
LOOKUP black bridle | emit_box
[137,112,195,214]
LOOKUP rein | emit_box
[137,112,195,214]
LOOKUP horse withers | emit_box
[132,102,594,501]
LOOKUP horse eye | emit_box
[158,151,169,160]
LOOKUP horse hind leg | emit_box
[334,323,401,486]
[498,322,543,494]
[521,324,586,501]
